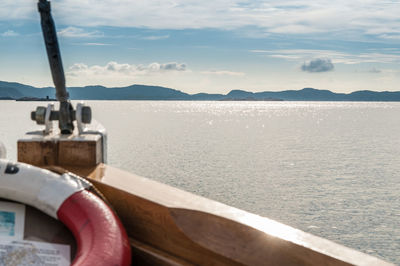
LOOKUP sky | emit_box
[1,0,400,94]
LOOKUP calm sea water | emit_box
[1,100,399,263]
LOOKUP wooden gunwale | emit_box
[74,164,392,266]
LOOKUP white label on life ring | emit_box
[0,159,88,219]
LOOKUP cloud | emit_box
[158,62,187,71]
[252,49,400,65]
[58,27,104,38]
[369,67,381,73]
[67,61,187,77]
[2,1,400,40]
[1,30,19,37]
[0,1,36,20]
[201,70,245,76]
[81,43,111,46]
[251,49,348,60]
[379,34,400,40]
[268,24,323,34]
[301,58,334,73]
[141,35,170,40]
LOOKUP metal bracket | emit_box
[44,104,54,134]
[31,103,92,135]
[77,116,108,164]
[0,141,6,159]
[76,102,92,134]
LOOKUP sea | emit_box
[1,100,399,264]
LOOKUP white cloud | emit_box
[251,49,400,64]
[66,61,187,78]
[301,58,334,73]
[201,70,245,76]
[2,1,400,39]
[268,24,323,34]
[379,34,400,40]
[0,0,36,20]
[368,67,381,73]
[158,62,187,71]
[58,27,104,38]
[141,35,170,40]
[81,43,111,46]
[1,30,19,37]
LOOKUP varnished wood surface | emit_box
[79,165,392,266]
[129,238,193,266]
[18,134,102,167]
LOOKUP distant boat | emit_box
[16,96,56,101]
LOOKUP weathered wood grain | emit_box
[84,165,392,266]
[18,134,102,167]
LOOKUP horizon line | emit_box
[1,79,399,95]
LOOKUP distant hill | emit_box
[69,84,192,100]
[228,88,400,101]
[2,81,400,101]
[0,81,53,99]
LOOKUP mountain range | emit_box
[2,80,400,101]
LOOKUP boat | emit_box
[0,1,394,265]
[15,96,56,101]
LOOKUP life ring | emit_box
[0,159,131,266]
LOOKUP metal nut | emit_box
[81,106,92,124]
[32,106,47,125]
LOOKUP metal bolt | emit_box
[31,106,47,125]
[81,106,92,124]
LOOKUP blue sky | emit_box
[1,0,400,94]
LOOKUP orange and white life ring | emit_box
[0,159,131,266]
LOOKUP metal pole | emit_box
[38,0,74,134]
